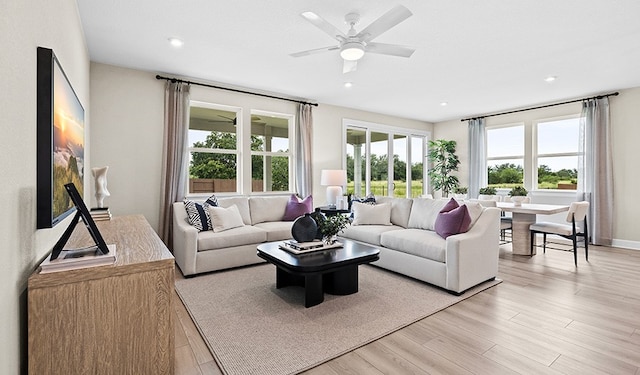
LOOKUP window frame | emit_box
[342,118,430,198]
[533,114,582,190]
[185,101,296,197]
[249,109,295,194]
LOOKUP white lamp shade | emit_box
[321,170,347,207]
[320,169,347,186]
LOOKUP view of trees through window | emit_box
[345,125,426,198]
[187,104,291,194]
[486,116,581,190]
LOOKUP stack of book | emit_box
[279,240,343,254]
[90,207,112,221]
[39,244,117,274]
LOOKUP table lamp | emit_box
[320,169,347,208]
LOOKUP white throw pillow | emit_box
[208,204,245,232]
[351,202,392,226]
[407,198,449,230]
[462,201,484,228]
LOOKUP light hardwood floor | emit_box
[174,243,640,374]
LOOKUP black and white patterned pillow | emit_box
[183,194,218,231]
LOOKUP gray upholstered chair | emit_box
[529,201,590,265]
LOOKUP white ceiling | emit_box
[77,0,640,123]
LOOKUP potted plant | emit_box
[427,139,460,198]
[454,186,468,200]
[478,186,497,200]
[317,214,350,245]
[508,186,528,206]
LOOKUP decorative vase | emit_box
[291,213,317,243]
[309,208,326,240]
[323,234,338,245]
[511,196,526,207]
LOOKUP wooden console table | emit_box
[28,215,175,374]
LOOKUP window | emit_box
[187,102,295,195]
[486,124,524,188]
[344,120,428,198]
[535,116,581,190]
[188,103,240,194]
[250,110,293,193]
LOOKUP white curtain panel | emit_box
[295,103,313,197]
[468,118,486,199]
[159,81,191,247]
[580,97,613,246]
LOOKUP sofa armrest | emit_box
[172,201,199,276]
[444,207,500,293]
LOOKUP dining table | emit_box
[496,202,570,255]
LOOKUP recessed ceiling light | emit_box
[440,102,448,106]
[344,82,353,88]
[168,37,184,47]
[544,76,557,82]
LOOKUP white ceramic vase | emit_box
[511,196,526,207]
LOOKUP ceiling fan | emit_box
[290,5,415,73]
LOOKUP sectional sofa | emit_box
[172,195,500,294]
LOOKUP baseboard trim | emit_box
[612,239,640,251]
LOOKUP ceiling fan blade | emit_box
[300,11,346,41]
[366,42,415,58]
[343,60,358,74]
[356,5,413,43]
[290,45,340,58]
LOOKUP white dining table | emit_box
[496,202,570,255]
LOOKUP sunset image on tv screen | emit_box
[52,62,84,219]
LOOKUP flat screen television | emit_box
[50,183,109,260]
[37,47,85,229]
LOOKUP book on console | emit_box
[39,244,117,274]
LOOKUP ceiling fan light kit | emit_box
[340,42,365,61]
[292,5,415,73]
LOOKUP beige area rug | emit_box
[175,264,501,375]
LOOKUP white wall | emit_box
[0,0,90,372]
[90,63,165,229]
[89,64,433,231]
[434,87,640,248]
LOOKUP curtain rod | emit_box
[460,92,619,122]
[155,74,318,107]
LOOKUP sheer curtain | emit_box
[158,81,191,248]
[580,97,613,245]
[468,118,486,199]
[295,103,313,197]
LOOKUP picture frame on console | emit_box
[36,47,85,229]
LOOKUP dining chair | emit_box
[529,201,590,265]
[471,200,512,243]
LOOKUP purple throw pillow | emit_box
[435,204,472,239]
[441,197,459,213]
[283,194,313,221]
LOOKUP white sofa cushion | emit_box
[376,196,413,228]
[380,228,447,263]
[352,202,392,226]
[254,221,294,242]
[341,224,402,246]
[197,226,267,251]
[208,204,245,233]
[407,198,448,230]
[249,196,289,224]
[217,197,252,225]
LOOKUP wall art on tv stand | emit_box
[36,47,85,228]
